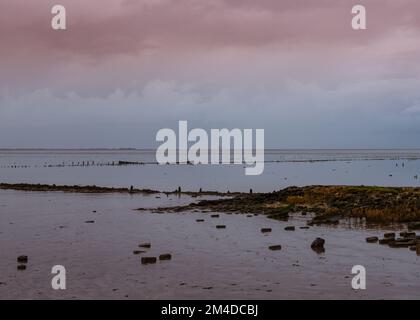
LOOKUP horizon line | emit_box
[2,148,420,151]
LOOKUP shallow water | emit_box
[1,150,420,299]
[1,149,420,192]
[0,190,419,299]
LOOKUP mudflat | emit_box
[0,184,419,299]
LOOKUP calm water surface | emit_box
[1,150,420,299]
[0,190,419,299]
[1,149,420,192]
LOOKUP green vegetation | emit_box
[3,182,420,226]
[139,185,420,225]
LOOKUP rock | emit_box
[246,215,253,217]
[141,257,157,264]
[409,246,416,251]
[311,237,325,248]
[211,214,219,218]
[261,228,272,233]
[400,232,416,238]
[312,247,325,254]
[389,240,416,248]
[17,264,26,271]
[417,244,420,255]
[133,250,145,255]
[285,226,295,231]
[216,225,226,229]
[309,214,340,226]
[366,237,379,243]
[311,238,325,253]
[268,245,282,251]
[159,254,172,261]
[17,255,28,263]
[384,232,395,239]
[85,220,95,224]
[300,226,310,229]
[379,238,394,245]
[196,219,205,222]
[408,222,420,230]
[139,243,151,248]
[267,213,288,221]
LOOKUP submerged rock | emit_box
[261,228,272,233]
[133,250,145,255]
[139,243,151,248]
[216,225,226,229]
[389,239,416,248]
[311,215,340,225]
[17,264,26,271]
[141,257,157,264]
[366,237,379,243]
[379,238,394,245]
[284,226,295,231]
[196,219,205,222]
[408,222,420,230]
[311,238,325,253]
[159,254,172,261]
[400,231,416,238]
[17,255,28,263]
[267,213,289,221]
[268,245,282,251]
[211,214,220,218]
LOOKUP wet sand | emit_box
[1,190,419,299]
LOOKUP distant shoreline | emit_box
[2,148,420,151]
[0,182,235,197]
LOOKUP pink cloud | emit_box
[1,0,420,91]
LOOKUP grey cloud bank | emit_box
[1,1,420,149]
[1,77,420,148]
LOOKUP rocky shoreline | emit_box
[3,182,420,229]
[137,185,420,228]
[135,185,420,255]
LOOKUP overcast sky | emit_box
[1,0,420,148]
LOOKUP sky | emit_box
[1,0,420,148]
